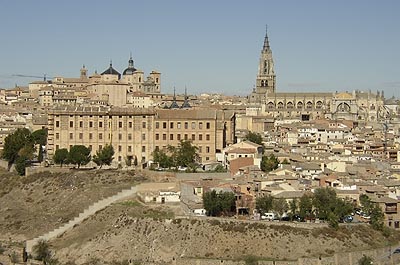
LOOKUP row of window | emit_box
[267,102,325,110]
[62,132,146,141]
[56,120,213,130]
[155,133,211,141]
[59,131,210,141]
[56,144,147,153]
[57,120,149,129]
[155,121,211,130]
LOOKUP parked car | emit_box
[342,215,353,223]
[261,212,275,221]
[292,214,303,222]
[361,212,371,220]
[280,216,290,221]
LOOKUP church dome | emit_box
[123,56,137,75]
[101,62,121,78]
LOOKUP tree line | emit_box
[53,143,115,169]
[152,140,200,172]
[1,128,116,175]
[203,187,385,230]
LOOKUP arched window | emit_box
[267,102,275,109]
[306,101,313,110]
[297,102,303,109]
[287,102,294,109]
[316,101,323,109]
[277,102,284,109]
[337,103,351,112]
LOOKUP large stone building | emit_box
[241,28,388,134]
[30,57,161,107]
[47,106,235,166]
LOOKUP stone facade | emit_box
[244,30,388,133]
[47,106,235,166]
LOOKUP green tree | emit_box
[32,128,47,162]
[68,145,91,168]
[152,149,173,169]
[15,156,29,176]
[299,193,313,220]
[358,254,373,265]
[53,148,69,167]
[369,204,384,231]
[244,131,263,146]
[272,198,289,217]
[360,194,373,214]
[255,195,274,214]
[2,128,34,169]
[313,187,353,228]
[174,140,199,170]
[289,198,299,219]
[260,154,279,172]
[203,190,236,216]
[334,197,354,221]
[244,131,264,153]
[313,187,338,220]
[92,144,114,168]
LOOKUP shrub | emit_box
[244,255,259,265]
[32,239,51,261]
[0,243,5,254]
[358,254,373,265]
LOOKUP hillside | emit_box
[0,169,399,264]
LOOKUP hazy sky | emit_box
[0,1,399,97]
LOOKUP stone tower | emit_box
[250,26,276,103]
[80,65,88,79]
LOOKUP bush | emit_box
[32,239,51,261]
[9,251,18,263]
[358,254,373,265]
[244,255,259,265]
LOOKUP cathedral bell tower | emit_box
[250,26,276,103]
[256,26,276,95]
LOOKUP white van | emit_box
[193,208,206,216]
[261,212,275,221]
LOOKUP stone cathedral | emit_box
[248,28,388,123]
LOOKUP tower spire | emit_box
[181,86,191,108]
[128,53,134,67]
[169,87,179,109]
[263,24,270,51]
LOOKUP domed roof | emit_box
[101,62,121,78]
[123,56,137,75]
[335,92,353,99]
